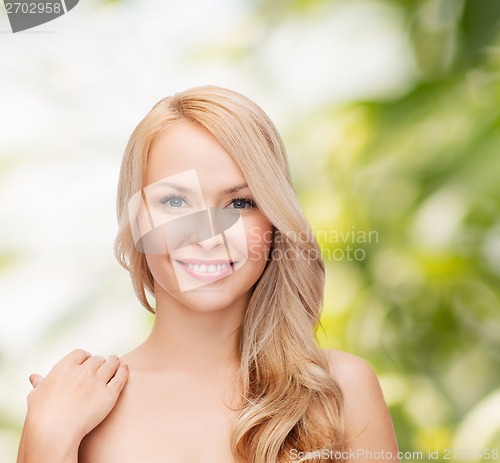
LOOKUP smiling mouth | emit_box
[176,260,236,275]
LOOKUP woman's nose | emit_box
[194,230,225,250]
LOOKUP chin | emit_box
[178,285,250,313]
[151,276,248,314]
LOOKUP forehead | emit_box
[146,121,247,189]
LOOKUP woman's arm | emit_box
[17,349,129,463]
[327,350,400,462]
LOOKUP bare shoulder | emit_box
[321,349,400,460]
[323,349,379,385]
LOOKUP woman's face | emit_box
[130,120,273,312]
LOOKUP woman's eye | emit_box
[159,195,188,208]
[228,198,255,209]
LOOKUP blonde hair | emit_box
[114,86,345,462]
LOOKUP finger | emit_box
[83,355,107,372]
[107,364,129,398]
[29,374,44,388]
[62,348,92,365]
[96,355,120,382]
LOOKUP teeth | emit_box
[185,262,230,274]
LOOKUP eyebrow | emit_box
[219,183,250,195]
[153,181,250,195]
[154,181,194,194]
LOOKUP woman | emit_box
[18,86,399,462]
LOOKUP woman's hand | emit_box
[18,349,129,463]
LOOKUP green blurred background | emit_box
[1,0,499,461]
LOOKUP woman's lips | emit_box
[175,259,236,281]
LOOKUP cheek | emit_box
[245,220,274,263]
[145,253,179,291]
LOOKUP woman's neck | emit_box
[136,285,248,374]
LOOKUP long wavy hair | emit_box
[114,86,346,462]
